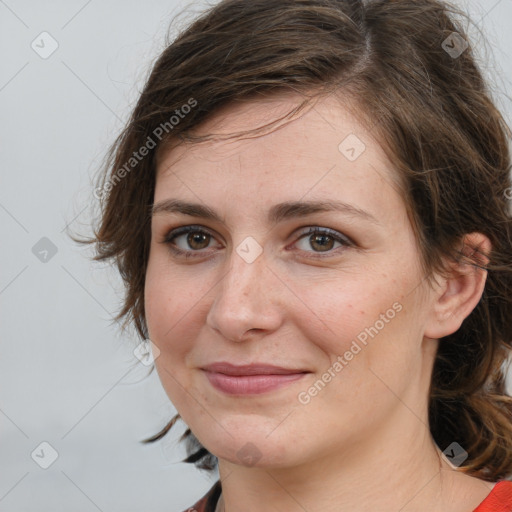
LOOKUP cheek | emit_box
[144,263,203,418]
[144,257,196,358]
[144,255,218,402]
[292,268,423,398]
[289,271,401,358]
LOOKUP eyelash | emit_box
[160,224,354,260]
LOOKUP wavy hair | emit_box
[75,0,512,481]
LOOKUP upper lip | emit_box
[201,362,310,376]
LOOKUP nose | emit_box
[205,244,284,343]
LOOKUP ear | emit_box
[423,232,491,339]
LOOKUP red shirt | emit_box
[183,480,512,512]
[473,481,512,512]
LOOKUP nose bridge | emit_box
[226,249,262,300]
[206,242,282,341]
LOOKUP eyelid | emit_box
[294,226,354,246]
[163,224,218,241]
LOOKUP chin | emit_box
[194,424,302,469]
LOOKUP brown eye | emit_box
[294,227,352,256]
[309,233,335,252]
[186,231,211,250]
[162,225,220,257]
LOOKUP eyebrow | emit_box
[151,198,380,225]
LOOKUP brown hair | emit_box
[74,0,512,481]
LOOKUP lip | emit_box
[202,362,309,375]
[201,362,311,395]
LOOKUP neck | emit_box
[214,406,484,512]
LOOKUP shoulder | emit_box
[180,479,512,511]
[181,480,222,512]
[473,480,512,512]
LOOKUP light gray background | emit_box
[1,1,511,511]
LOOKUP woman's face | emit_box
[145,92,438,469]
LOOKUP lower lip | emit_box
[203,371,308,395]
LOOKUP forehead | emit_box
[154,92,404,225]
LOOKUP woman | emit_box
[79,0,512,510]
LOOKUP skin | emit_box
[144,92,494,512]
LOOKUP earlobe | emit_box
[423,232,491,340]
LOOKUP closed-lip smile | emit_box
[201,362,311,395]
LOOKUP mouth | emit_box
[201,362,311,395]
